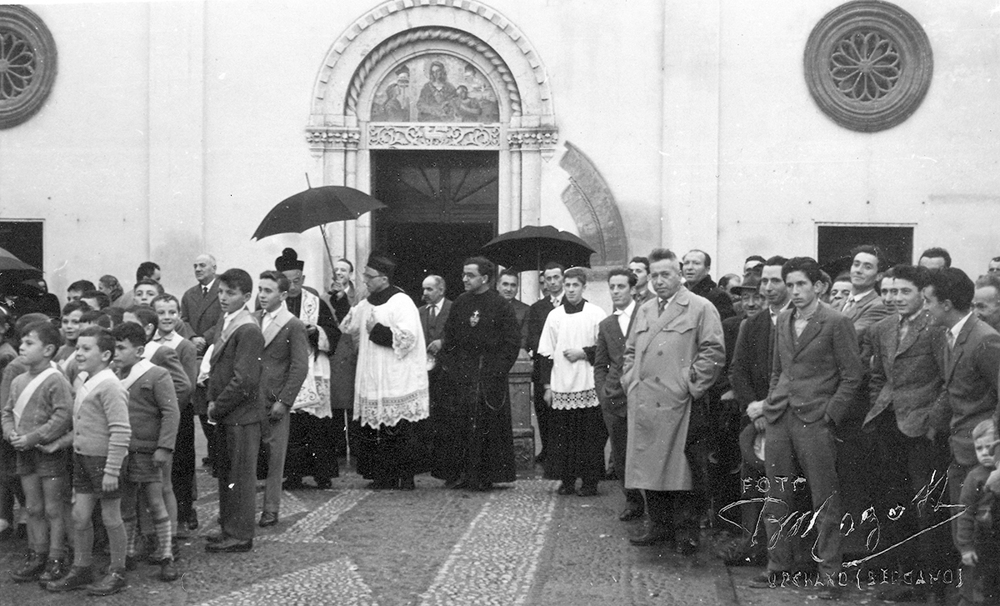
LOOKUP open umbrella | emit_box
[252,181,386,466]
[480,225,596,272]
[0,246,39,272]
[252,185,386,241]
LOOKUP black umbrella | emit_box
[481,225,596,272]
[0,246,39,272]
[251,185,386,241]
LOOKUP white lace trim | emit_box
[391,326,417,359]
[551,388,599,411]
[355,387,430,428]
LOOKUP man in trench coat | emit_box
[622,248,725,555]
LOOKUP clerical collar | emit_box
[369,284,403,306]
[562,298,586,314]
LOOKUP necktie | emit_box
[202,285,209,296]
[842,298,856,315]
[658,298,667,316]
[897,318,909,346]
[429,303,437,326]
[947,330,955,350]
[262,313,272,334]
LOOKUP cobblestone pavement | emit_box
[0,466,943,605]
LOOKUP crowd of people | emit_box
[1,242,1000,603]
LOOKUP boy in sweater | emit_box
[1,320,73,584]
[45,326,131,596]
[112,322,180,581]
[956,419,1000,605]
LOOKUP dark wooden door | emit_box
[372,150,498,302]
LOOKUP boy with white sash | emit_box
[112,322,180,582]
[124,305,192,543]
[45,326,131,596]
[151,293,200,534]
[1,320,73,584]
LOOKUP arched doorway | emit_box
[306,1,558,299]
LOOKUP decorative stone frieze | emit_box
[367,123,501,149]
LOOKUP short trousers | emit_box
[16,447,70,478]
[73,453,124,499]
[122,451,162,484]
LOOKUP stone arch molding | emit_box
[308,1,631,300]
[309,0,555,127]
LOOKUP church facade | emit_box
[0,0,996,299]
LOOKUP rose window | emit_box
[805,1,932,132]
[0,5,57,129]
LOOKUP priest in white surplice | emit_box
[538,267,608,496]
[341,254,430,490]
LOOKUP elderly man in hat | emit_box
[274,248,341,490]
[340,254,430,490]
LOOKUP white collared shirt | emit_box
[614,300,635,335]
[222,309,242,333]
[550,292,564,308]
[261,302,285,334]
[949,311,974,348]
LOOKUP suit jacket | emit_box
[525,296,562,382]
[123,365,179,453]
[837,289,892,343]
[181,279,223,339]
[687,275,736,321]
[765,302,863,425]
[419,298,452,345]
[208,311,265,426]
[729,309,775,409]
[508,299,530,336]
[930,314,1000,466]
[149,345,193,406]
[255,307,309,408]
[594,310,635,417]
[864,310,946,437]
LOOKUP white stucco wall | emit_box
[1,0,997,305]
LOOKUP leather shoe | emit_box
[556,482,576,495]
[159,557,180,582]
[205,531,226,544]
[618,506,644,522]
[37,557,69,587]
[399,477,416,491]
[87,568,127,596]
[629,524,675,546]
[45,565,93,592]
[10,550,47,582]
[676,537,699,556]
[259,512,278,528]
[205,538,253,553]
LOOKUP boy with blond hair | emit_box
[956,419,1000,605]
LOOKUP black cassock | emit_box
[433,288,520,488]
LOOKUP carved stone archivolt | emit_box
[367,123,501,149]
[346,27,520,119]
[559,142,628,269]
[0,5,57,129]
[804,0,932,132]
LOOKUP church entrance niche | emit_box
[371,150,498,303]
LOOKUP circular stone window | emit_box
[0,5,57,129]
[804,0,932,132]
